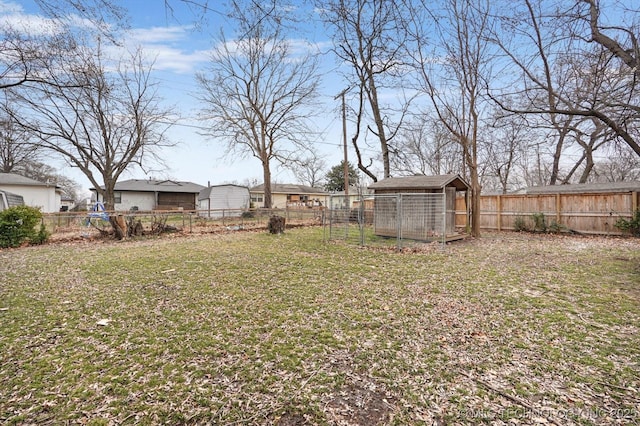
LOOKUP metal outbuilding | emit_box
[198,184,251,218]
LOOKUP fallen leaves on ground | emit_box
[0,229,638,425]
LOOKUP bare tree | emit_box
[196,0,320,209]
[391,116,463,177]
[560,118,614,184]
[0,0,126,90]
[407,0,492,237]
[481,110,533,193]
[8,42,174,238]
[593,144,640,182]
[520,142,554,188]
[580,0,639,77]
[32,0,127,30]
[0,109,39,173]
[319,0,411,181]
[0,28,76,91]
[490,0,640,158]
[290,152,327,188]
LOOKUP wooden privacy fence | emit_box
[455,191,639,235]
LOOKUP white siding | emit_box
[199,186,250,218]
[0,185,58,213]
[116,192,156,211]
[96,191,156,211]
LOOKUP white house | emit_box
[198,184,251,218]
[0,173,61,213]
[92,179,205,211]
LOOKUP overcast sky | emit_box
[4,0,355,193]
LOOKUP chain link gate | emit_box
[326,193,447,249]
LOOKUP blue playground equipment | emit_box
[86,201,109,227]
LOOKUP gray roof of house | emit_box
[525,181,640,194]
[368,174,470,191]
[250,183,328,195]
[0,172,55,187]
[199,184,250,200]
[99,179,205,193]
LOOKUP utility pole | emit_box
[335,88,349,208]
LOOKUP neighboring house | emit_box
[250,183,328,208]
[0,173,61,213]
[60,194,75,212]
[0,189,25,211]
[92,179,206,211]
[524,180,640,195]
[198,184,251,218]
[329,185,374,209]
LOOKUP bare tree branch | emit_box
[196,0,320,208]
[8,40,175,237]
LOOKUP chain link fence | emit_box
[325,193,449,249]
[42,208,324,241]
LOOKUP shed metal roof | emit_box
[525,181,640,195]
[368,174,470,191]
[199,184,250,200]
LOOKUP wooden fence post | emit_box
[496,195,502,231]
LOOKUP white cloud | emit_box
[0,2,98,37]
[113,26,211,74]
[128,26,190,44]
[0,2,62,37]
[145,46,210,73]
[0,1,23,14]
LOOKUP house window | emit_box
[114,192,122,204]
[251,195,263,203]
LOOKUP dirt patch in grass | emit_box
[325,381,395,425]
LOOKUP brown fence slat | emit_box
[456,192,637,235]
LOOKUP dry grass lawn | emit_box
[1,228,639,425]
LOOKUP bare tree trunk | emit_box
[366,77,392,178]
[262,158,272,209]
[320,0,409,181]
[470,178,481,238]
[110,216,127,240]
[549,123,571,185]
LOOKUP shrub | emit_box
[615,210,640,236]
[513,216,529,232]
[31,223,51,245]
[548,220,566,234]
[0,205,48,248]
[531,212,547,232]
